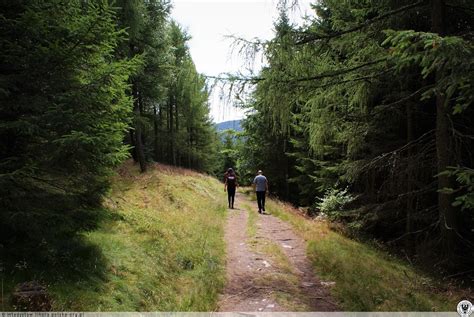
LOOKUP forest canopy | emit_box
[227,0,474,278]
[0,0,473,291]
[0,0,220,267]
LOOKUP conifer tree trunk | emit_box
[133,83,147,172]
[153,104,159,161]
[175,100,180,166]
[283,138,290,199]
[405,102,415,254]
[159,104,164,161]
[187,127,192,168]
[166,96,171,163]
[431,0,456,256]
[169,94,176,165]
[129,130,138,162]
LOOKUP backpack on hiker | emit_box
[226,175,236,188]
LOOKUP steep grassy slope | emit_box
[1,162,227,311]
[70,162,227,311]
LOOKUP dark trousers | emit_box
[256,191,266,211]
[227,187,236,207]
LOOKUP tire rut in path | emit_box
[217,192,338,312]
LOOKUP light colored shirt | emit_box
[253,175,267,192]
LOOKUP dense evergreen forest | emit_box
[1,0,473,309]
[226,0,474,279]
[0,0,221,274]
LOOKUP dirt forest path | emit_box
[217,191,339,312]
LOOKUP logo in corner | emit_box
[458,300,473,317]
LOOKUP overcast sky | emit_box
[171,0,314,123]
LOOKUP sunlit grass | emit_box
[244,202,258,245]
[49,162,227,311]
[250,196,468,311]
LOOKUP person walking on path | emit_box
[253,170,268,214]
[224,168,238,209]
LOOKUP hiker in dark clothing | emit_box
[224,168,238,209]
[252,170,268,214]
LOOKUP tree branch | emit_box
[293,67,394,89]
[206,61,390,86]
[363,129,436,170]
[296,0,428,45]
[291,58,387,82]
[445,3,474,13]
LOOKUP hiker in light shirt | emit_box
[252,170,268,214]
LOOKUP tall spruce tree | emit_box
[0,0,137,247]
[239,0,474,274]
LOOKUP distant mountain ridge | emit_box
[216,120,242,132]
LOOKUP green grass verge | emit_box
[243,202,258,244]
[249,193,467,311]
[2,162,227,311]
